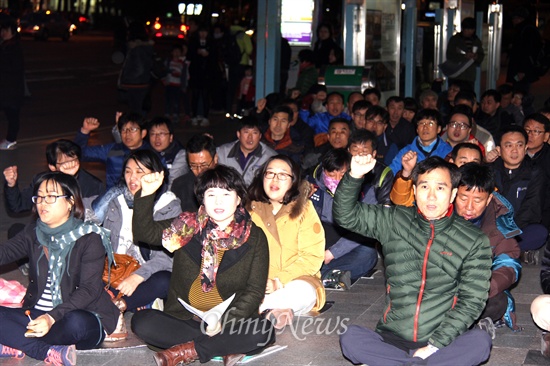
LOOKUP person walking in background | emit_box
[312,23,341,69]
[188,25,214,127]
[163,44,190,124]
[0,17,25,150]
[506,7,542,93]
[238,66,255,113]
[445,17,484,91]
[117,22,154,117]
[225,22,254,114]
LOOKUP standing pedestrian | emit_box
[506,7,542,93]
[445,17,484,91]
[0,17,25,150]
[118,22,154,116]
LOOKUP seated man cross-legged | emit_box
[335,156,492,366]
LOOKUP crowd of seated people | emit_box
[3,80,550,366]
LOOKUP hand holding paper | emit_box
[178,293,236,337]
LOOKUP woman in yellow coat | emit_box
[247,155,325,328]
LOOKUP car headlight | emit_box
[33,25,40,31]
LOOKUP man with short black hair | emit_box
[302,118,351,174]
[489,125,548,254]
[300,91,350,134]
[363,88,381,106]
[385,96,416,150]
[262,105,304,162]
[524,113,550,229]
[364,105,398,165]
[281,98,315,155]
[75,112,150,189]
[171,134,218,212]
[217,116,277,185]
[336,156,492,365]
[347,92,365,116]
[476,89,514,140]
[3,139,104,213]
[147,117,187,187]
[350,100,372,131]
[389,109,452,174]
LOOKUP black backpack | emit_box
[223,31,244,66]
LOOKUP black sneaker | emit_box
[477,317,496,340]
[322,270,352,290]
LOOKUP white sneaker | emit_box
[0,140,17,150]
[200,118,210,127]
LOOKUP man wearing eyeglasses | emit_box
[4,139,104,214]
[363,105,398,165]
[171,134,218,213]
[389,109,452,174]
[74,112,150,189]
[524,113,550,230]
[350,100,371,131]
[440,105,485,156]
[147,117,187,188]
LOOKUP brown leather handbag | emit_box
[103,253,141,288]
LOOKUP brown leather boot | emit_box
[223,353,245,366]
[153,341,199,366]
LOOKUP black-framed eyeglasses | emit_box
[120,127,140,134]
[149,132,171,138]
[55,158,78,166]
[366,117,385,125]
[448,121,471,130]
[32,195,69,204]
[189,159,213,171]
[353,112,367,119]
[525,128,544,136]
[264,171,293,181]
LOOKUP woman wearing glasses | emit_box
[102,150,181,342]
[247,155,325,329]
[0,172,118,364]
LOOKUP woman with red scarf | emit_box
[131,165,273,366]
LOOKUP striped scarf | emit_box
[36,216,113,307]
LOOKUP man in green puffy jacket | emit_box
[335,156,493,365]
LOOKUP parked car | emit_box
[147,17,186,40]
[61,11,91,34]
[19,10,73,41]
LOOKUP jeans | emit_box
[321,244,378,280]
[108,271,171,312]
[517,224,548,251]
[0,307,104,360]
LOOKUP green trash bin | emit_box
[320,65,376,101]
